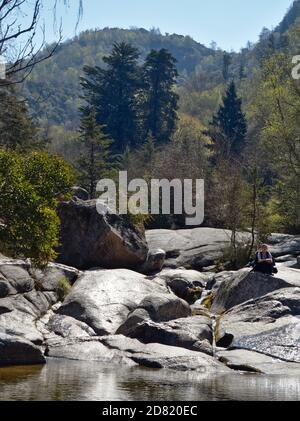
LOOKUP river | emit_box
[0,359,300,401]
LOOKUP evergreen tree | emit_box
[222,52,232,82]
[81,42,141,153]
[78,110,113,198]
[207,81,247,160]
[142,49,179,144]
[0,86,39,151]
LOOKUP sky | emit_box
[37,0,294,51]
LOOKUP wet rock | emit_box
[46,336,136,366]
[101,335,230,373]
[0,333,45,366]
[217,288,300,362]
[217,349,300,374]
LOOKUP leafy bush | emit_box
[217,241,253,271]
[56,277,72,301]
[0,150,74,267]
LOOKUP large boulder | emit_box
[57,199,148,270]
[231,317,300,363]
[146,228,250,270]
[211,269,293,314]
[216,288,300,363]
[57,269,169,335]
[117,293,191,336]
[117,316,213,355]
[0,333,45,366]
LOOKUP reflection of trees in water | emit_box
[0,361,300,401]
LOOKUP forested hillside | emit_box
[22,27,222,127]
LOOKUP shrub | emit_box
[0,150,74,267]
[56,277,72,301]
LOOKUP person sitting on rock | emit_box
[253,244,276,275]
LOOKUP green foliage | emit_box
[78,110,114,198]
[218,241,253,271]
[81,42,142,153]
[0,87,39,152]
[142,49,179,144]
[0,150,74,267]
[56,277,72,301]
[207,81,247,160]
[81,43,180,152]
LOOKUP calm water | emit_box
[0,358,300,401]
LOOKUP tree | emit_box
[81,42,141,153]
[0,150,74,267]
[207,81,247,160]
[250,52,300,233]
[0,0,83,84]
[78,110,113,198]
[222,51,232,82]
[0,86,39,151]
[142,49,179,144]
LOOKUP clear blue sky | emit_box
[39,0,293,51]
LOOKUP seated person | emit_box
[253,244,276,275]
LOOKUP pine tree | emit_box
[81,42,141,153]
[142,49,179,144]
[0,86,39,151]
[207,81,247,160]
[222,52,232,82]
[78,110,113,198]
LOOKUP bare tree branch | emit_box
[0,0,83,85]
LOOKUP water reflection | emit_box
[0,359,299,401]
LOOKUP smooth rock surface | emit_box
[57,269,169,335]
[146,228,250,270]
[217,349,300,374]
[217,288,300,362]
[211,270,293,314]
[117,316,213,355]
